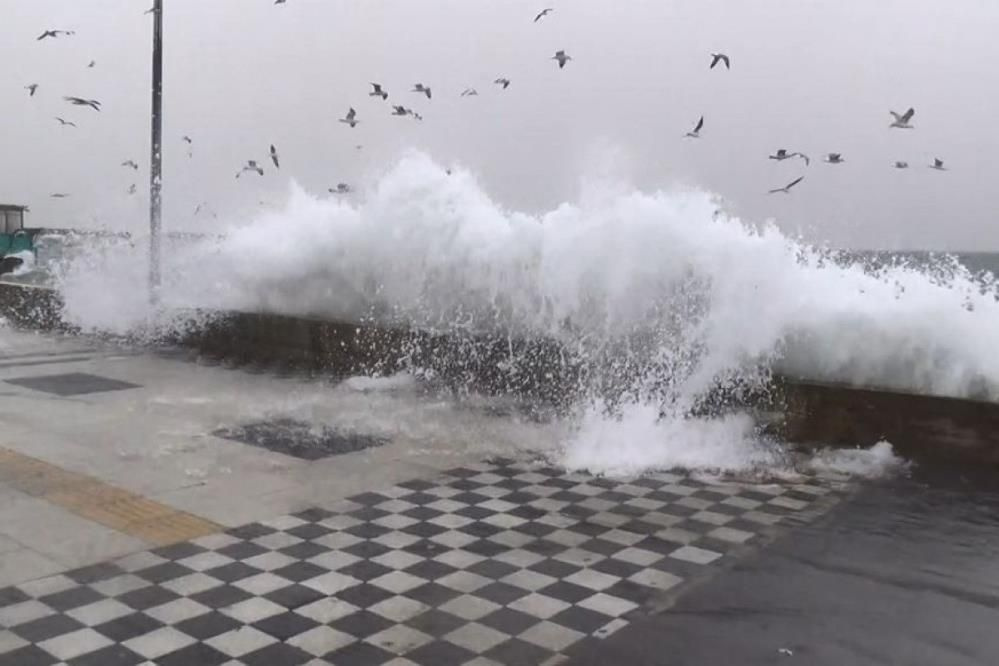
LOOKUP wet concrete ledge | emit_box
[2,281,998,465]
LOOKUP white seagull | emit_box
[534,8,554,22]
[929,158,947,171]
[63,96,101,111]
[411,83,432,99]
[37,29,75,41]
[685,116,704,138]
[552,50,572,69]
[369,83,388,100]
[270,144,280,169]
[25,84,39,96]
[824,153,844,164]
[892,161,909,169]
[769,149,810,165]
[460,88,479,97]
[768,175,804,194]
[494,78,511,89]
[339,107,359,127]
[889,107,915,129]
[709,53,730,69]
[121,160,139,170]
[54,117,76,127]
[236,160,264,178]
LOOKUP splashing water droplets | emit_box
[52,152,999,474]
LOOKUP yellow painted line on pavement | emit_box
[0,447,221,545]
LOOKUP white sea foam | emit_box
[5,250,35,276]
[48,151,999,474]
[806,440,907,479]
[344,372,418,393]
[560,404,782,476]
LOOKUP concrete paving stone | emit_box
[0,497,147,572]
[0,549,65,588]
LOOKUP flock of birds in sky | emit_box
[22,4,951,210]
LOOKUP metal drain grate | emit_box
[213,418,388,460]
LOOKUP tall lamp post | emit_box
[149,0,164,304]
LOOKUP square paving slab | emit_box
[3,373,141,397]
[213,419,388,461]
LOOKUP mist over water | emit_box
[51,152,999,474]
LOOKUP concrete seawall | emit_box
[2,281,997,465]
[0,281,65,330]
[777,379,999,464]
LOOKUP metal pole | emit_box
[149,0,164,304]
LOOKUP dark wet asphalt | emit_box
[570,462,999,666]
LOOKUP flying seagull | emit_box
[121,160,139,170]
[330,183,352,194]
[552,50,572,69]
[534,8,554,22]
[236,160,264,178]
[769,149,810,165]
[275,0,287,3]
[182,135,193,144]
[411,83,432,99]
[889,107,915,129]
[270,144,280,169]
[460,88,478,97]
[929,158,947,171]
[824,153,844,164]
[127,184,137,195]
[892,161,909,169]
[369,83,388,100]
[494,78,511,89]
[685,116,704,138]
[50,193,70,198]
[37,29,75,41]
[391,105,411,116]
[709,52,730,69]
[87,60,96,68]
[64,96,101,111]
[768,175,804,194]
[339,107,359,127]
[54,117,76,127]
[25,84,39,96]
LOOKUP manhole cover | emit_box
[214,419,388,460]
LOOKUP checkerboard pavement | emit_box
[0,458,840,666]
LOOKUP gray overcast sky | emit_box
[2,0,997,250]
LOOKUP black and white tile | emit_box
[0,458,837,666]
